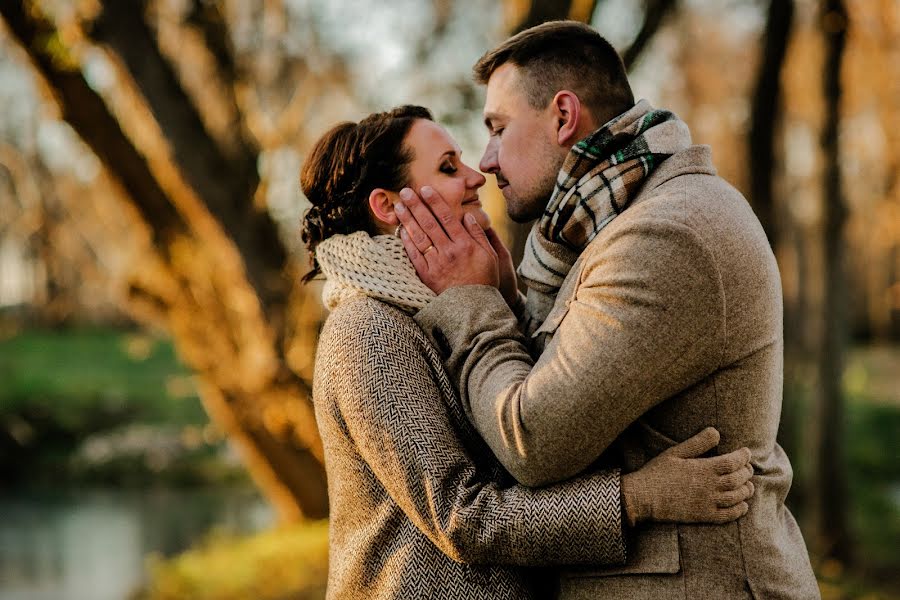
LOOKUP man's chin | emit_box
[504,187,551,223]
[506,200,543,224]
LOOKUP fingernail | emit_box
[395,202,407,214]
[464,213,476,225]
[399,188,414,201]
[399,227,408,240]
[420,186,433,198]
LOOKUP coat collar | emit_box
[636,144,717,200]
[540,144,719,317]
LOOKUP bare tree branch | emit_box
[88,1,290,315]
[622,0,677,71]
[0,2,189,250]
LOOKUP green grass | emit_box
[0,327,205,426]
[845,397,900,582]
[0,327,221,486]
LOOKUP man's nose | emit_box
[479,142,498,174]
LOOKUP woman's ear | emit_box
[368,188,399,227]
[552,90,582,147]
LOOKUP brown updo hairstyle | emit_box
[299,105,434,283]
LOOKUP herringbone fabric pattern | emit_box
[314,296,626,599]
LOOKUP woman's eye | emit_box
[440,163,458,174]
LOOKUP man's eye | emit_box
[493,127,504,137]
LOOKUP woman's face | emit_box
[400,119,490,230]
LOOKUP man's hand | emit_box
[620,427,754,527]
[395,186,499,295]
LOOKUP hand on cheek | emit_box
[465,207,492,231]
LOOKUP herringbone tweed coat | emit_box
[313,295,627,599]
[415,145,819,599]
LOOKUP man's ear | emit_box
[368,188,399,226]
[552,90,583,147]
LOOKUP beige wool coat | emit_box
[313,295,629,599]
[415,145,820,599]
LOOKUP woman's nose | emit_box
[467,164,486,188]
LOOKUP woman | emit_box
[302,106,754,599]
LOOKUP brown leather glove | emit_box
[620,427,754,527]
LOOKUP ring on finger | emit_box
[422,244,435,255]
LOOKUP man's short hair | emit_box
[473,20,635,125]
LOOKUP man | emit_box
[393,20,818,599]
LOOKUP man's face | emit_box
[479,64,565,223]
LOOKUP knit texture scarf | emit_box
[315,231,436,314]
[518,99,692,298]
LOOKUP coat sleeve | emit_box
[414,216,726,486]
[324,301,626,567]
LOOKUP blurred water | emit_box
[0,486,273,600]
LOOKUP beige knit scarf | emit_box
[315,231,436,314]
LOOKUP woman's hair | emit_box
[299,105,433,283]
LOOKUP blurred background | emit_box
[0,0,897,598]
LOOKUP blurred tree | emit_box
[621,0,677,71]
[750,0,794,246]
[0,141,113,325]
[748,0,801,484]
[815,0,852,564]
[0,0,328,521]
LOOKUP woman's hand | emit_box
[485,227,519,308]
[620,427,754,527]
[396,187,499,294]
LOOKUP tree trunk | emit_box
[0,0,328,522]
[749,0,794,247]
[748,0,800,497]
[816,0,852,564]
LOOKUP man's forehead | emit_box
[482,63,521,118]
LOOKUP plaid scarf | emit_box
[518,100,691,298]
